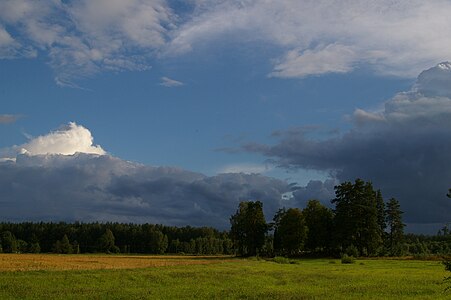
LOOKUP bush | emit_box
[444,259,451,272]
[444,258,451,291]
[413,253,430,260]
[247,256,261,261]
[17,239,28,253]
[273,256,298,264]
[29,242,41,253]
[345,245,360,257]
[341,254,355,264]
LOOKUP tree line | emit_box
[230,178,451,257]
[0,222,233,255]
[0,178,449,257]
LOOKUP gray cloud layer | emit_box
[244,63,451,232]
[0,153,290,229]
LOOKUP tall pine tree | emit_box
[376,190,386,238]
[332,179,383,256]
[385,198,405,256]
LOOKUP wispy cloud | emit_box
[159,76,184,87]
[269,44,357,78]
[0,114,21,124]
[3,1,451,84]
[0,0,174,85]
[218,163,271,174]
[168,0,451,78]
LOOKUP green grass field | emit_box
[0,256,448,299]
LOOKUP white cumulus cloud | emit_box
[355,62,451,127]
[16,122,106,156]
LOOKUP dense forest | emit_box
[0,179,450,257]
[0,222,233,255]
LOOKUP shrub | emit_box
[413,253,430,260]
[341,254,355,264]
[273,256,298,264]
[444,259,451,272]
[345,245,360,257]
[17,239,28,253]
[444,258,451,291]
[273,256,290,264]
[29,242,41,253]
[247,256,261,261]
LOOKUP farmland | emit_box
[0,254,448,299]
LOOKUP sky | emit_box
[1,0,451,233]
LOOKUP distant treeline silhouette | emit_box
[0,222,233,255]
[0,179,450,257]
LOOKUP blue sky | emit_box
[0,45,411,182]
[1,0,451,233]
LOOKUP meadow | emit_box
[0,254,448,299]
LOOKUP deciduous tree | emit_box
[1,231,17,253]
[230,201,268,256]
[275,208,307,256]
[148,228,168,254]
[60,234,73,254]
[303,200,333,253]
[98,229,118,253]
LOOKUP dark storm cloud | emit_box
[291,179,337,209]
[244,63,451,233]
[105,170,288,228]
[0,153,290,229]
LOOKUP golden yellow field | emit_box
[0,254,233,271]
